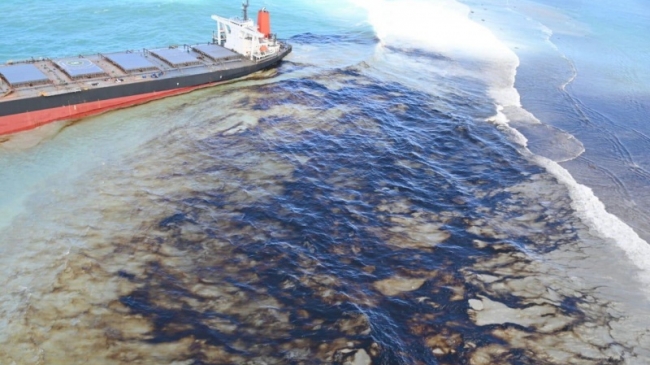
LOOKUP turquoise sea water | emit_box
[1,0,650,363]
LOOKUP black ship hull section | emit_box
[0,48,290,117]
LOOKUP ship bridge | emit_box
[212,0,280,61]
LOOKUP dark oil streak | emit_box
[107,70,598,364]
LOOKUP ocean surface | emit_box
[1,0,650,364]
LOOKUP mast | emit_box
[242,0,249,21]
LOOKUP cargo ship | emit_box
[0,1,291,136]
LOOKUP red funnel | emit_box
[257,9,271,38]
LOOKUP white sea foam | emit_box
[535,156,650,294]
[353,0,520,106]
[354,0,650,295]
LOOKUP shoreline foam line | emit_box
[354,0,650,295]
[534,152,650,292]
[468,4,650,295]
[492,107,650,296]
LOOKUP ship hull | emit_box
[0,85,214,135]
[0,48,290,136]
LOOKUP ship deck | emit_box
[0,43,258,102]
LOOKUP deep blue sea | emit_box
[1,0,650,364]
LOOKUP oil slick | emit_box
[2,66,649,364]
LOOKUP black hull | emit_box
[0,46,291,118]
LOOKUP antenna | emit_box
[242,0,249,21]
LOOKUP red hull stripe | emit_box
[0,83,216,136]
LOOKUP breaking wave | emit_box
[353,0,650,294]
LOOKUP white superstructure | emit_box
[212,1,280,61]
